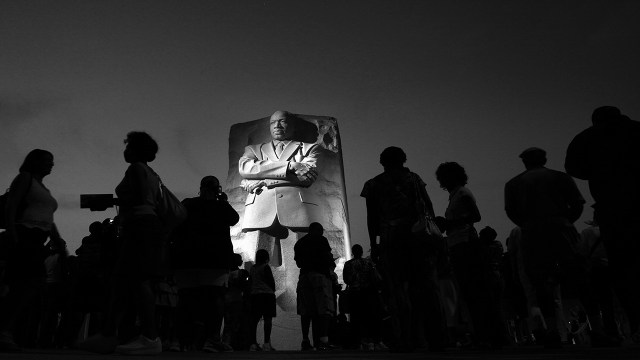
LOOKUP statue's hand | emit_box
[290,162,318,182]
[242,180,266,194]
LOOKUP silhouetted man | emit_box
[565,106,640,341]
[361,146,444,351]
[505,147,608,346]
[294,222,335,350]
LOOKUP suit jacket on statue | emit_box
[239,140,322,231]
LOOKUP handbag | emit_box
[156,176,187,232]
[410,173,447,258]
[412,213,443,239]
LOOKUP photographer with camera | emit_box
[171,175,239,352]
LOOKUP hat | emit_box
[519,147,546,162]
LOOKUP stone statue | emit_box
[239,110,323,234]
[226,111,350,316]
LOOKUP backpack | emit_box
[156,176,187,232]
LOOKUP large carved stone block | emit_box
[226,115,350,339]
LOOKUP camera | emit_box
[216,191,228,201]
[80,194,119,211]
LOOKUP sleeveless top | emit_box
[115,162,160,220]
[18,177,58,231]
[445,186,479,248]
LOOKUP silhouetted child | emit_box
[223,254,249,349]
[248,249,276,351]
[476,226,508,348]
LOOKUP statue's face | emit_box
[270,111,293,140]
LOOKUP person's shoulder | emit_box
[126,162,152,176]
[13,171,32,183]
[506,170,527,186]
[407,170,422,179]
[547,168,572,179]
[365,173,387,187]
[9,171,33,190]
[361,173,389,198]
[458,186,475,197]
[571,125,597,140]
[623,118,640,131]
[181,197,199,207]
[294,235,308,246]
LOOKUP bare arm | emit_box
[447,193,481,228]
[365,197,379,261]
[49,223,69,257]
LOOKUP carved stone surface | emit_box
[226,114,350,348]
[226,114,350,267]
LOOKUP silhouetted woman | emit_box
[435,162,486,347]
[0,149,67,351]
[79,131,165,355]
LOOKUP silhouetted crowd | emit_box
[1,106,639,354]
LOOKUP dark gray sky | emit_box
[2,0,639,252]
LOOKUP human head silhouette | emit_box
[256,249,270,265]
[89,221,103,236]
[20,149,54,177]
[436,162,468,191]
[308,222,324,236]
[519,147,547,169]
[351,244,363,259]
[124,131,158,163]
[592,106,622,125]
[200,175,221,199]
[379,146,406,169]
[479,226,498,244]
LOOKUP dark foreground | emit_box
[2,345,639,360]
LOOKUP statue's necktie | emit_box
[276,142,285,158]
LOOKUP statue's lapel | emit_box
[280,141,302,161]
[262,142,278,161]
